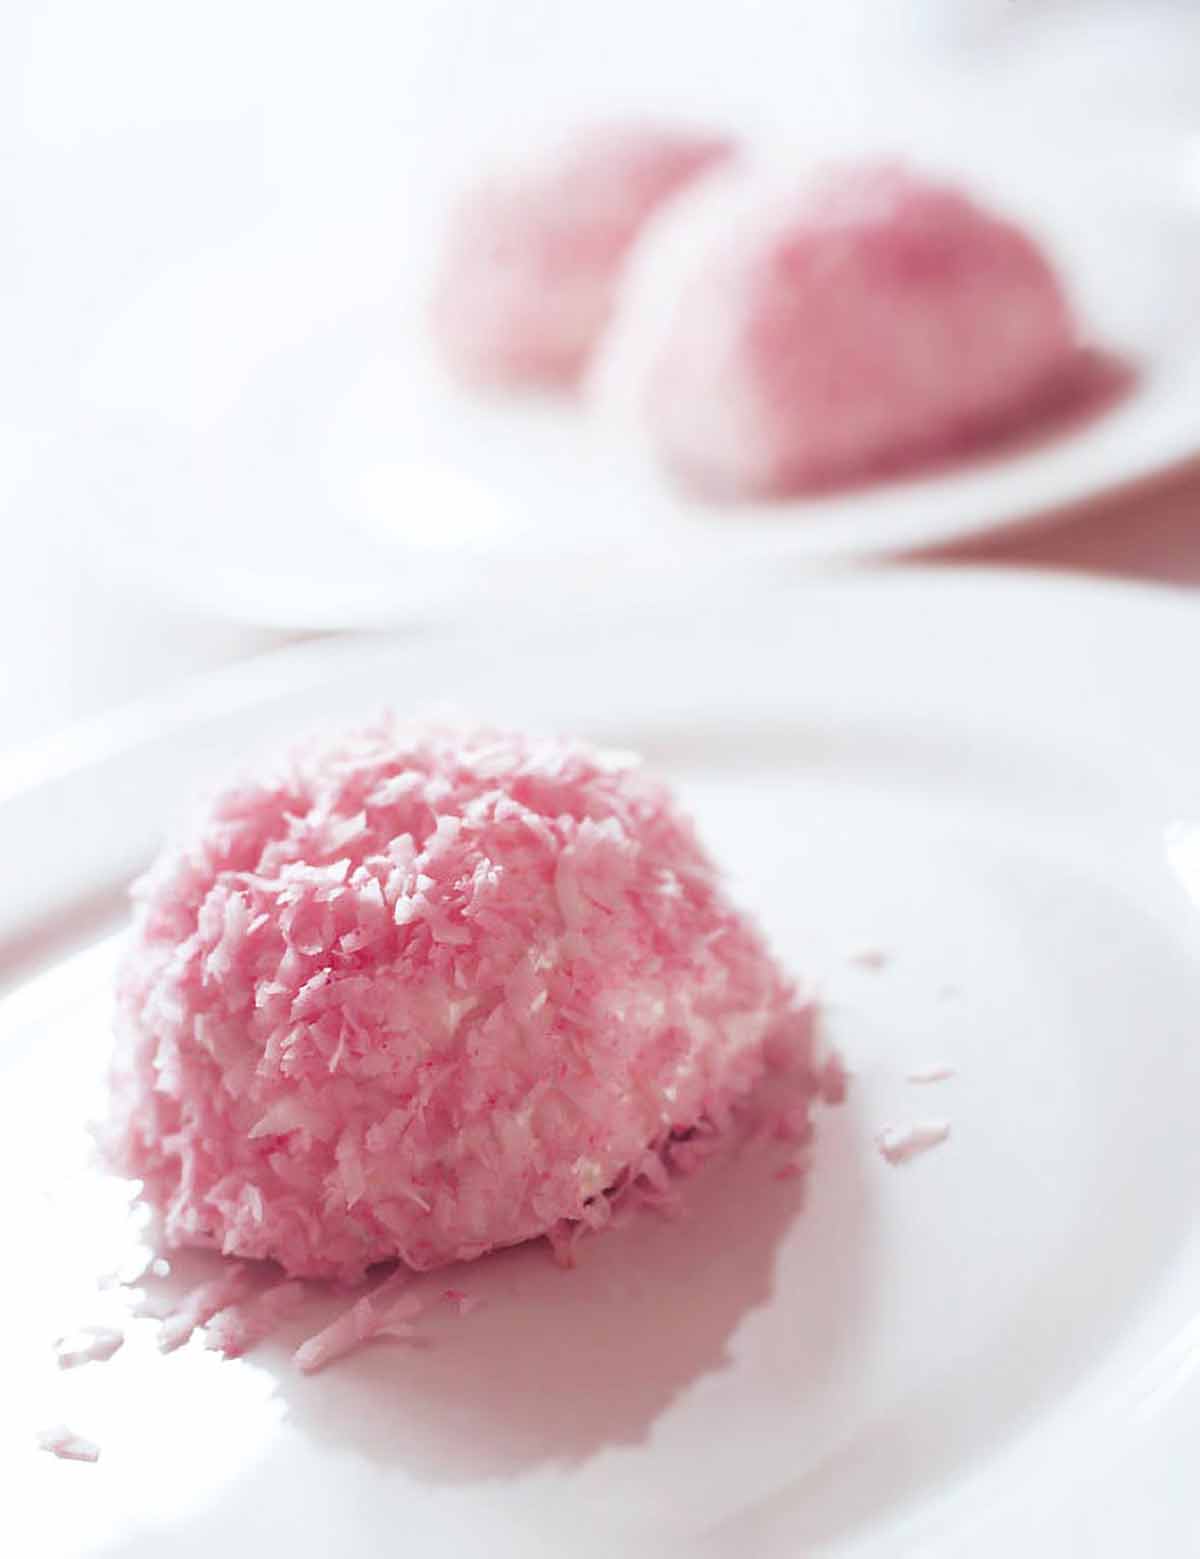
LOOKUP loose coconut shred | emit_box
[158,1265,251,1353]
[876,1120,951,1165]
[294,1269,424,1374]
[54,1326,124,1370]
[37,1425,100,1464]
[205,1279,308,1359]
[106,722,830,1285]
[906,1063,956,1085]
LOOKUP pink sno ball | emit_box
[432,124,735,389]
[646,163,1079,498]
[107,722,804,1280]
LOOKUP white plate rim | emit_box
[74,378,1200,633]
[2,561,1196,813]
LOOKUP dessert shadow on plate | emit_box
[263,1089,872,1485]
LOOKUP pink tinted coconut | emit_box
[640,162,1080,499]
[107,722,813,1281]
[432,124,735,389]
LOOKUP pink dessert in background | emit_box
[646,162,1082,499]
[432,124,735,389]
[106,721,817,1282]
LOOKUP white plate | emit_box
[71,156,1200,632]
[3,567,1200,1557]
[41,4,1200,629]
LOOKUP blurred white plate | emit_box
[4,568,1200,1556]
[64,102,1200,629]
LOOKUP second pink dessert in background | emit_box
[432,124,1126,504]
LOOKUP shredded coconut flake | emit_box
[157,1264,251,1353]
[293,1267,420,1374]
[54,1325,124,1369]
[204,1280,307,1358]
[37,1425,100,1463]
[128,1290,176,1320]
[906,1063,956,1084]
[876,1120,952,1165]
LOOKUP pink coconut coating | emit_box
[432,124,735,389]
[647,163,1079,499]
[107,723,801,1280]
